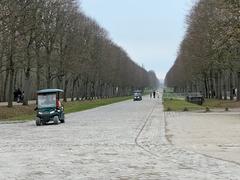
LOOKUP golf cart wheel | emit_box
[60,115,65,123]
[53,116,59,125]
[36,118,41,126]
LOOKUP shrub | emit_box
[205,107,210,112]
[166,107,171,111]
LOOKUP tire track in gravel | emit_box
[135,99,240,179]
[134,100,216,177]
[134,100,159,158]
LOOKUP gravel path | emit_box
[1,96,240,179]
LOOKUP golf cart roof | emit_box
[37,89,64,94]
[133,90,142,93]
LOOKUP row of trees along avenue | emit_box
[165,0,240,100]
[0,0,159,107]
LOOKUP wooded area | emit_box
[165,0,239,100]
[0,0,159,107]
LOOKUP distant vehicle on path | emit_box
[133,90,142,101]
[186,92,204,105]
[35,89,65,126]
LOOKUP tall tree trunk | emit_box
[0,71,3,101]
[100,82,103,98]
[35,44,41,90]
[215,73,219,99]
[223,74,227,100]
[76,80,81,101]
[230,71,234,100]
[237,72,240,101]
[3,70,9,102]
[104,83,107,98]
[0,45,4,101]
[64,79,69,102]
[82,80,87,100]
[36,64,40,90]
[13,70,17,90]
[23,34,33,106]
[8,59,14,107]
[7,33,15,107]
[20,70,23,89]
[91,81,95,99]
[46,50,52,88]
[204,75,208,98]
[218,71,222,100]
[23,68,30,105]
[47,65,51,88]
[210,70,214,98]
[57,76,63,89]
[71,77,78,101]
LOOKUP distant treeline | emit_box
[0,0,159,107]
[165,0,239,100]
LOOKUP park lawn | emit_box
[163,98,204,111]
[0,105,35,121]
[163,98,240,112]
[0,96,131,122]
[64,96,132,113]
[203,99,240,109]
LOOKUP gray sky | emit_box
[80,0,195,80]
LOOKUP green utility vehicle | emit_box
[35,89,65,126]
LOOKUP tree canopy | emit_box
[165,0,240,100]
[0,0,159,106]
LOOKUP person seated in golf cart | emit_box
[56,95,62,109]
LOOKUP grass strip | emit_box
[0,96,131,122]
[163,98,204,111]
[203,99,240,109]
[163,96,240,112]
[64,96,131,113]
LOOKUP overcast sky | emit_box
[80,0,195,80]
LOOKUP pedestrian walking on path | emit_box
[153,91,156,98]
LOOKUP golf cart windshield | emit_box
[38,94,56,109]
[134,92,141,96]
